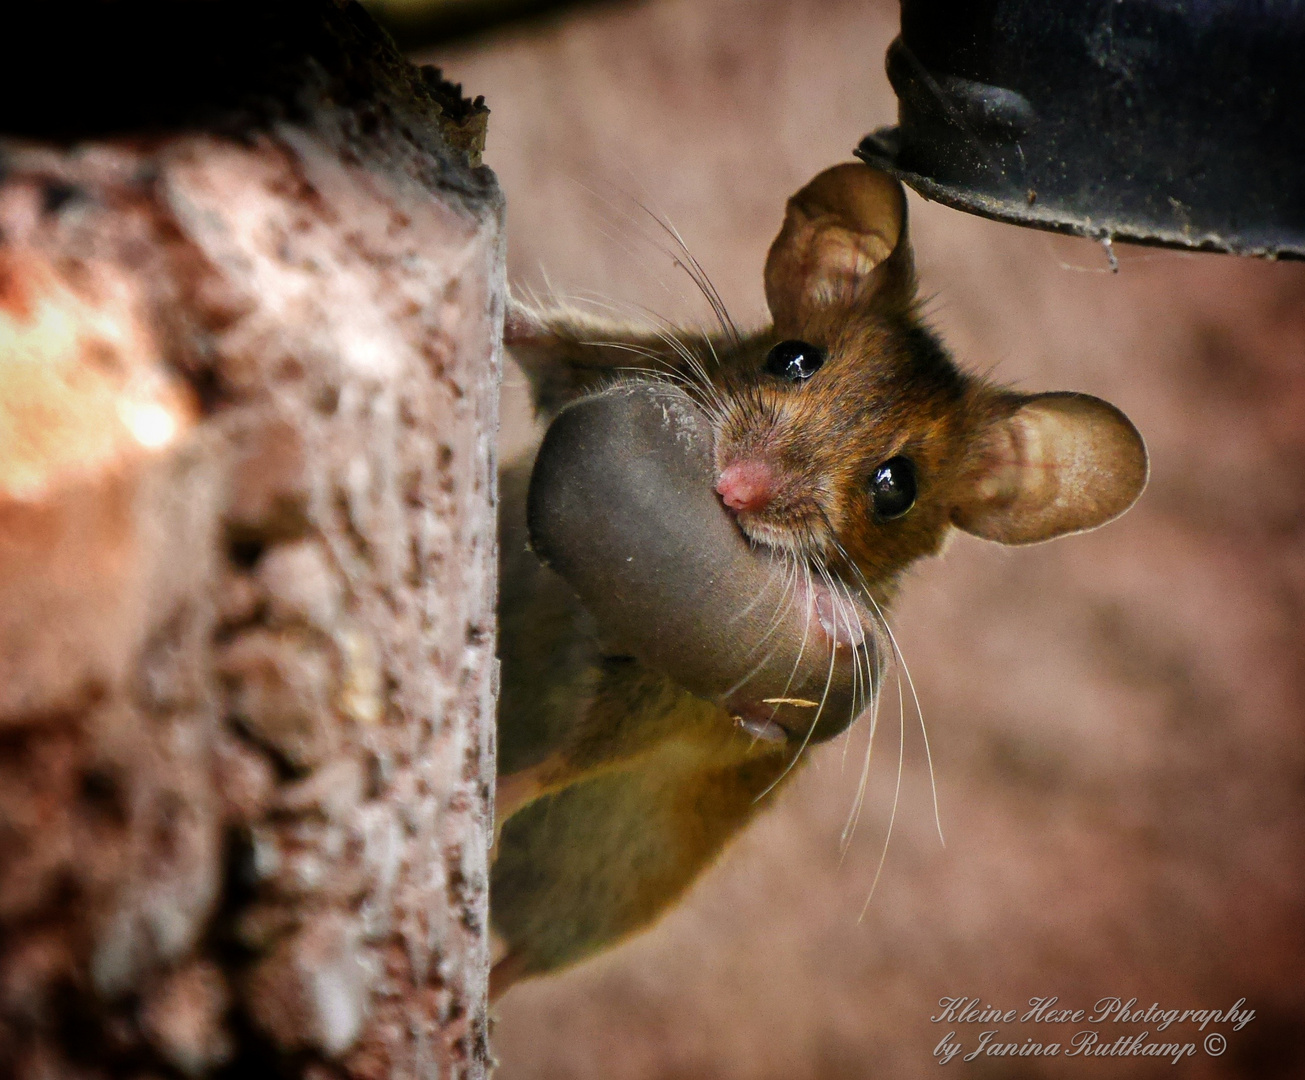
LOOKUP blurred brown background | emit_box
[422,0,1305,1075]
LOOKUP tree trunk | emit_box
[0,4,501,1077]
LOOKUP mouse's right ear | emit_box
[764,163,915,334]
[951,392,1149,545]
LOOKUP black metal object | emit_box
[857,0,1305,259]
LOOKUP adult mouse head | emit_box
[713,162,1148,595]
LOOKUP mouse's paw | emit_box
[504,296,551,346]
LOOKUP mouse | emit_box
[489,162,1148,1000]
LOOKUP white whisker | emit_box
[858,643,907,921]
[754,559,840,801]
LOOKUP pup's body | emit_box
[491,163,1148,998]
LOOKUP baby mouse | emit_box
[491,162,1148,999]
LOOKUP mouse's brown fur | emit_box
[491,163,1148,997]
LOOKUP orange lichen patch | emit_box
[0,249,194,501]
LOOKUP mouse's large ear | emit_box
[951,392,1148,545]
[764,163,914,334]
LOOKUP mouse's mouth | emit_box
[712,469,880,746]
[724,570,880,745]
[728,510,830,564]
[797,571,874,649]
[530,381,879,748]
[719,502,866,647]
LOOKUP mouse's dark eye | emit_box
[869,456,917,520]
[764,340,825,382]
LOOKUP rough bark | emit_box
[0,4,500,1077]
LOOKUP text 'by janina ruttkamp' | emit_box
[930,996,1255,1066]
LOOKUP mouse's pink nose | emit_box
[717,459,776,513]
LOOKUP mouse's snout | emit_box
[716,458,776,514]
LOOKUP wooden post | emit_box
[0,4,500,1077]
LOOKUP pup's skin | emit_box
[491,163,1148,999]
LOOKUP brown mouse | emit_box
[490,162,1148,999]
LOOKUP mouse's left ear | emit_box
[764,163,915,334]
[951,392,1149,545]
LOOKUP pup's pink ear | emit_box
[763,163,915,334]
[952,393,1149,545]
